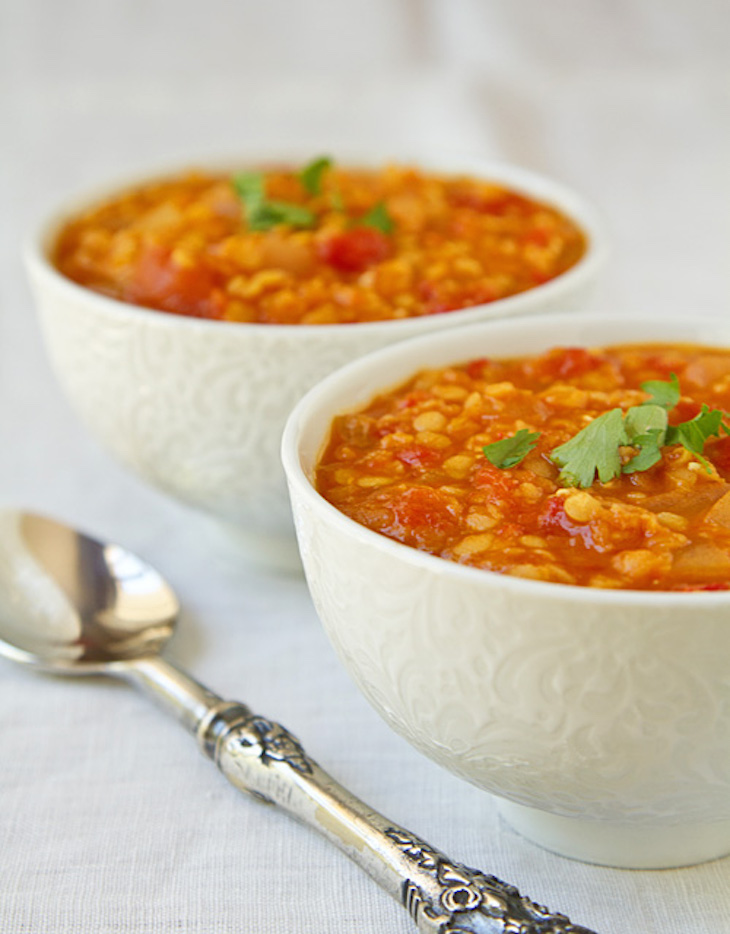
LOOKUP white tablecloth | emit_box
[2,3,729,931]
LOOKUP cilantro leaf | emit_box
[233,170,316,231]
[360,201,394,234]
[622,404,668,474]
[550,408,627,488]
[640,372,680,410]
[483,429,540,469]
[247,200,316,231]
[665,405,730,472]
[299,156,333,195]
[233,171,265,211]
[624,403,668,441]
[622,428,665,473]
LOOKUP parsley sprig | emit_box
[298,156,333,195]
[482,373,730,488]
[232,155,395,234]
[550,408,627,488]
[360,200,394,234]
[232,171,316,231]
[483,429,540,469]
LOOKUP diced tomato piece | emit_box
[397,390,431,410]
[465,358,490,379]
[539,496,567,530]
[526,347,605,382]
[417,279,485,315]
[552,347,603,379]
[640,354,679,379]
[671,398,703,423]
[318,227,391,273]
[498,521,527,538]
[416,280,448,314]
[708,436,730,477]
[347,487,454,552]
[386,487,461,551]
[449,189,530,216]
[395,444,442,468]
[538,495,596,548]
[461,283,498,306]
[676,582,730,592]
[473,462,521,495]
[127,245,219,317]
[523,227,551,247]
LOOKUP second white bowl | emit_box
[26,155,607,568]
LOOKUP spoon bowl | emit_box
[0,511,178,671]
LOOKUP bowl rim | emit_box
[281,310,730,608]
[23,149,609,338]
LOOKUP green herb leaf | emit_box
[665,405,729,472]
[233,171,265,210]
[483,429,540,469]
[248,200,316,231]
[622,404,668,474]
[232,171,316,231]
[360,201,394,234]
[622,428,665,474]
[550,408,627,488]
[640,372,680,410]
[624,403,668,441]
[299,156,333,196]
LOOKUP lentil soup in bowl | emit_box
[281,312,730,867]
[26,153,606,567]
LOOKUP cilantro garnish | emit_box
[640,372,680,410]
[299,156,333,195]
[483,429,540,469]
[232,171,265,208]
[248,201,316,231]
[622,404,669,474]
[233,157,397,236]
[482,372,730,488]
[550,408,627,488]
[622,428,665,474]
[624,404,669,438]
[360,201,395,234]
[232,170,316,231]
[665,405,729,473]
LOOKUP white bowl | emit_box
[25,156,607,569]
[282,312,730,868]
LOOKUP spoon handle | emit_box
[196,699,598,934]
[120,656,596,932]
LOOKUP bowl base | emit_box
[497,799,730,868]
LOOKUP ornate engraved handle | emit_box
[197,701,599,934]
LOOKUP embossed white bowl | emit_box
[282,312,730,868]
[25,156,606,568]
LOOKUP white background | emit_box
[1,2,729,931]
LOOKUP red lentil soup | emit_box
[52,161,586,325]
[315,343,730,591]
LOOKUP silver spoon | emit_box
[0,510,598,934]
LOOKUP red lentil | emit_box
[315,343,730,591]
[53,164,586,324]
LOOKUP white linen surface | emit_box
[1,2,729,931]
